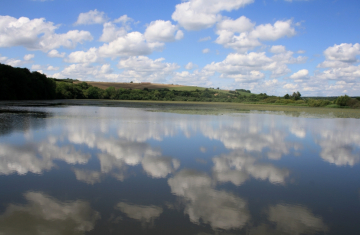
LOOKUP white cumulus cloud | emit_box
[47,49,65,58]
[23,54,35,60]
[185,62,196,70]
[74,9,108,25]
[98,32,163,58]
[145,20,183,42]
[324,43,360,62]
[216,16,255,33]
[172,0,254,30]
[170,70,213,87]
[0,15,93,52]
[99,22,127,42]
[0,16,55,48]
[270,45,287,54]
[199,36,211,42]
[215,19,296,52]
[289,69,309,80]
[202,48,210,53]
[66,47,100,63]
[204,49,305,82]
[249,20,296,41]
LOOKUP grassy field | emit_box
[142,101,360,118]
[73,81,183,90]
[170,86,253,96]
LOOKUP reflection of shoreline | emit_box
[0,108,51,136]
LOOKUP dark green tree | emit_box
[335,95,351,106]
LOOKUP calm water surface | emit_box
[0,101,360,235]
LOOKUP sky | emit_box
[0,0,360,96]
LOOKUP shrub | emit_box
[307,99,331,107]
[275,99,295,104]
[346,98,360,108]
[295,100,306,104]
[262,97,279,103]
[335,95,350,106]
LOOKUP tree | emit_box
[335,95,351,106]
[105,86,117,99]
[284,94,290,99]
[291,91,301,100]
[85,87,102,99]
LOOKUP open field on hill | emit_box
[73,81,253,96]
[74,81,183,90]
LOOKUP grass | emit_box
[145,101,360,118]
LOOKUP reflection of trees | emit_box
[168,169,250,230]
[212,150,290,186]
[0,109,50,137]
[0,191,100,235]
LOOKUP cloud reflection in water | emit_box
[213,150,290,186]
[168,169,250,230]
[0,191,100,235]
[116,202,163,225]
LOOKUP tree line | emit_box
[0,63,264,102]
[54,81,265,102]
[1,63,359,108]
[0,63,56,100]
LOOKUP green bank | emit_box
[1,63,359,109]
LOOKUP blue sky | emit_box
[1,0,359,96]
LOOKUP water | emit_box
[0,101,360,235]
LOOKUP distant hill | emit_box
[74,81,254,96]
[74,81,183,90]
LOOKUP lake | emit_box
[0,100,359,235]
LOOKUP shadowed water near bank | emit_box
[0,100,359,234]
[1,99,360,118]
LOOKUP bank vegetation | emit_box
[1,63,359,109]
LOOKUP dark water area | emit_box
[0,101,360,235]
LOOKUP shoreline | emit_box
[1,99,359,119]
